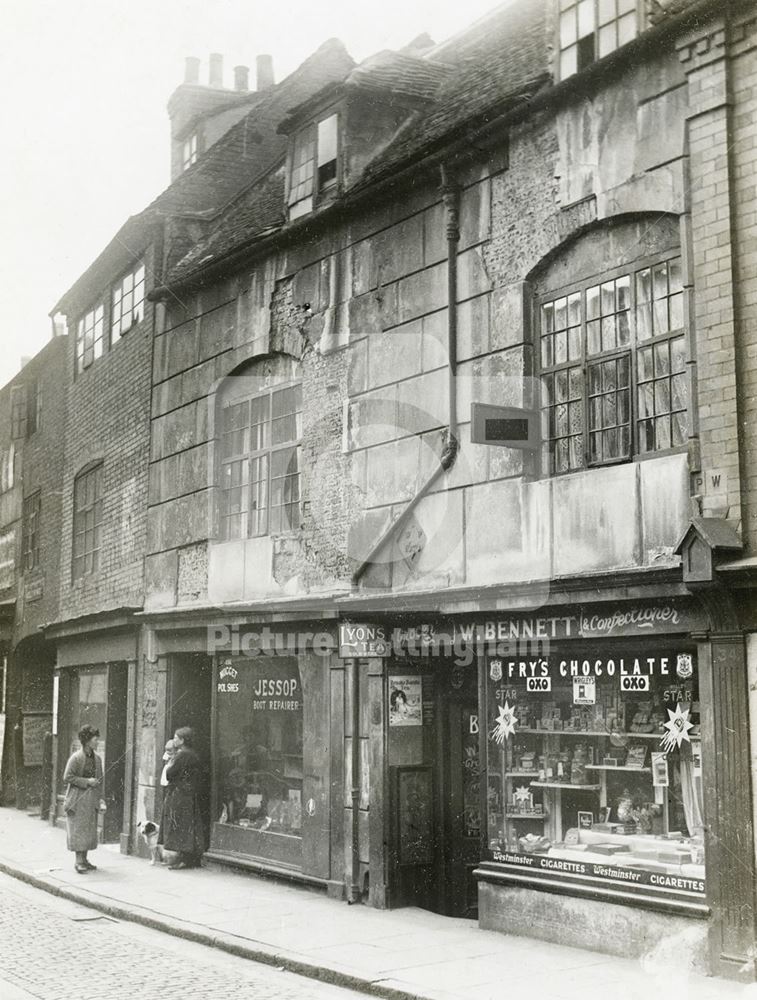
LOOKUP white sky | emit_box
[0,0,504,390]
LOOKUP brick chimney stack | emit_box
[209,53,223,88]
[168,53,260,181]
[234,65,250,92]
[256,54,275,91]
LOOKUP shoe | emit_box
[83,861,97,871]
[167,861,190,870]
[75,864,89,874]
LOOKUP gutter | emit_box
[350,164,461,587]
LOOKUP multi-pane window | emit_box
[72,464,103,579]
[182,133,198,171]
[220,383,302,538]
[288,114,339,217]
[559,0,640,79]
[112,264,145,341]
[289,127,315,209]
[541,253,686,474]
[76,305,104,373]
[11,381,40,438]
[22,492,40,572]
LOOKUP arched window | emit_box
[535,219,688,475]
[217,359,303,539]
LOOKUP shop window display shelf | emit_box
[585,764,652,773]
[529,781,601,790]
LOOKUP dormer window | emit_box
[559,0,640,79]
[183,133,198,171]
[288,113,339,220]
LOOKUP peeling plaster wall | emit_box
[144,31,756,607]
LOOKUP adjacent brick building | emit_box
[3,0,757,981]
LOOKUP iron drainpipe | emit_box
[348,659,361,903]
[350,165,460,586]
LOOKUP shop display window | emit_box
[215,656,303,837]
[485,648,705,900]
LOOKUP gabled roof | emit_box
[674,517,743,555]
[152,39,354,220]
[162,0,716,292]
[165,0,548,289]
[52,38,355,316]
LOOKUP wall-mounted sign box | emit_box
[470,403,540,450]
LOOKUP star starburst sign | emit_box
[660,702,694,753]
[492,701,517,745]
[513,785,531,804]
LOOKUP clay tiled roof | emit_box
[166,168,286,281]
[345,50,453,102]
[53,39,354,313]
[150,38,354,219]
[355,0,550,188]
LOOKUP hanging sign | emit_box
[492,702,518,744]
[660,703,694,753]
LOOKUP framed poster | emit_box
[389,676,422,727]
[22,713,51,767]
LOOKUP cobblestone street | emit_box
[0,873,360,1000]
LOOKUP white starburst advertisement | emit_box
[660,702,694,753]
[492,701,517,745]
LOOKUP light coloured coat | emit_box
[62,748,103,852]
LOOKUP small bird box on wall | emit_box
[674,518,742,584]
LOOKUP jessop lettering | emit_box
[583,606,680,635]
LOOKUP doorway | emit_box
[387,662,480,918]
[166,654,213,837]
[57,663,128,843]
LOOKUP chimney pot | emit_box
[209,53,224,88]
[234,65,250,92]
[184,56,201,84]
[256,54,275,91]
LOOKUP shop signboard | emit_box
[338,624,390,658]
[488,849,706,897]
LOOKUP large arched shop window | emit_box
[535,216,688,475]
[216,357,302,538]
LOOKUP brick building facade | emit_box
[3,0,757,981]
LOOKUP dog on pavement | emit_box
[138,820,166,865]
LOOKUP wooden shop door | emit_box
[441,699,481,918]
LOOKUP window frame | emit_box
[538,248,688,476]
[218,379,303,540]
[21,490,41,572]
[557,0,644,80]
[72,463,104,580]
[182,132,198,171]
[111,262,146,343]
[75,303,105,375]
[288,112,339,218]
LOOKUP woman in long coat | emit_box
[62,724,105,873]
[159,726,206,870]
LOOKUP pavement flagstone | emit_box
[0,807,754,1000]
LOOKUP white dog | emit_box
[138,820,166,865]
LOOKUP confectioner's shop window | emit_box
[215,657,303,837]
[485,648,705,899]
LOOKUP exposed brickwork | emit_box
[729,12,757,550]
[57,246,156,620]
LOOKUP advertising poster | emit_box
[389,676,423,727]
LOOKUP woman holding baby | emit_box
[159,726,207,870]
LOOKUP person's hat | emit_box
[78,724,100,745]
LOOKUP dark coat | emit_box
[63,748,103,852]
[159,747,206,856]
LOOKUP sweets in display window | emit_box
[485,650,706,899]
